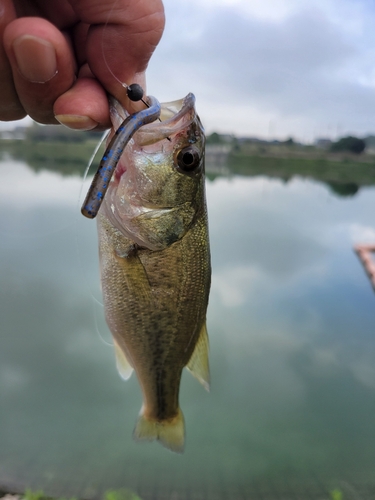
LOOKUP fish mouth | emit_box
[110,93,197,183]
[110,93,197,149]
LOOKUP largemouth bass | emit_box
[97,93,211,453]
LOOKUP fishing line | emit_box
[77,129,109,204]
[99,0,150,107]
[74,0,148,347]
[92,298,114,347]
[80,0,167,219]
[99,0,126,89]
[75,140,105,293]
[76,2,164,344]
[74,131,112,346]
[98,0,170,125]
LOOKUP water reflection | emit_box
[1,159,375,497]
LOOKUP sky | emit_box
[2,0,375,142]
[146,0,375,141]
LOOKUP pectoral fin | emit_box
[186,322,210,391]
[114,251,152,304]
[114,339,134,380]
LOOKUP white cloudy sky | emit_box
[146,0,375,141]
[2,0,375,142]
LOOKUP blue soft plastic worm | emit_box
[81,95,161,219]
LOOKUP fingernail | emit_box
[55,114,98,131]
[12,35,57,83]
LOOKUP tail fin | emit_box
[133,408,185,453]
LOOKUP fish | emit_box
[96,93,211,453]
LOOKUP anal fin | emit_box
[186,322,210,391]
[114,339,134,381]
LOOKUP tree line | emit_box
[207,132,368,154]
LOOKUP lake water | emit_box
[1,158,375,499]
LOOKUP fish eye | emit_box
[175,146,202,174]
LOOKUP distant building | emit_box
[315,138,332,149]
[0,126,27,140]
[206,144,231,154]
[364,135,375,154]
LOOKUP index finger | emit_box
[68,0,165,110]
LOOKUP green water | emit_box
[1,158,375,498]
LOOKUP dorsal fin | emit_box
[186,322,210,391]
[114,339,134,381]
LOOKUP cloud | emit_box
[147,0,375,139]
[347,223,375,243]
[211,264,263,307]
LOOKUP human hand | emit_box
[1,0,165,130]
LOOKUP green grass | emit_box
[19,486,345,500]
[23,489,77,500]
[104,489,143,500]
[23,490,47,500]
[19,489,141,500]
[330,489,343,500]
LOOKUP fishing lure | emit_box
[81,85,161,219]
